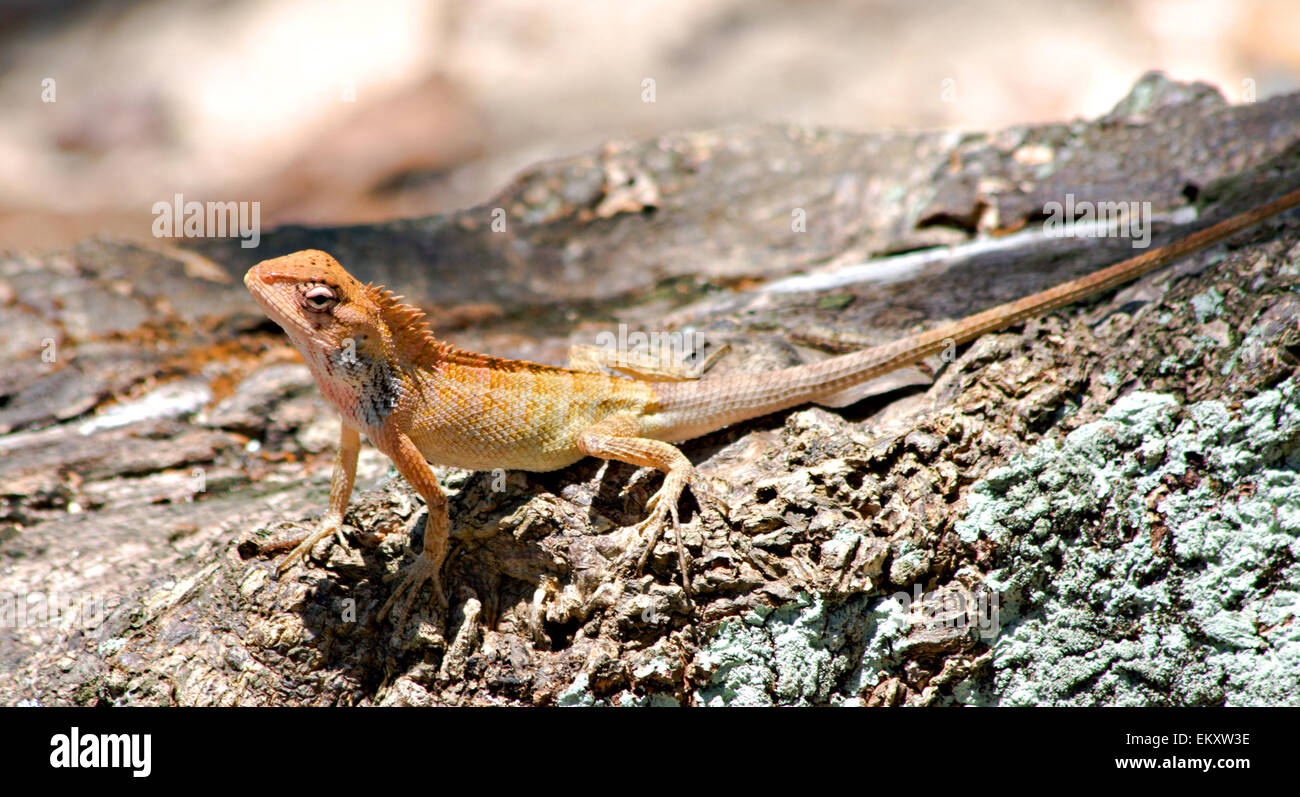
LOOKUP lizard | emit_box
[243,187,1300,629]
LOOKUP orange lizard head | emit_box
[245,249,447,378]
[244,250,393,356]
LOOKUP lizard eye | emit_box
[302,285,338,312]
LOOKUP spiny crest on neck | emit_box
[360,281,580,376]
[356,279,579,377]
[362,282,450,368]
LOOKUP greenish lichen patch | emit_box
[693,592,897,706]
[557,674,597,707]
[953,380,1300,705]
[1190,287,1224,322]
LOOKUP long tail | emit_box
[650,187,1300,442]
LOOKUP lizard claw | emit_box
[275,515,344,577]
[622,468,706,600]
[631,486,682,573]
[377,551,450,629]
[623,468,732,601]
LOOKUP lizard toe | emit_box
[275,517,343,577]
[624,490,694,601]
[378,552,449,631]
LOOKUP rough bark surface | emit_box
[3,73,1299,706]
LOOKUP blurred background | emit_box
[1,0,1297,250]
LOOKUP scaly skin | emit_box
[245,188,1300,629]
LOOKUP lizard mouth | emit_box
[244,262,289,288]
[243,266,275,308]
[243,263,274,295]
[243,264,306,336]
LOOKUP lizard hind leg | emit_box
[577,416,724,598]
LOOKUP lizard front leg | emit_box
[577,415,723,598]
[276,421,360,575]
[374,429,451,628]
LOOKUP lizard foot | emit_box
[631,472,685,570]
[625,467,718,599]
[377,550,450,629]
[276,515,346,577]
